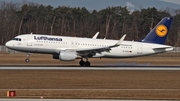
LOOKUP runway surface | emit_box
[0,66,180,70]
[0,99,163,101]
[0,99,119,101]
[1,66,180,100]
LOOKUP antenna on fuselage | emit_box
[30,32,33,35]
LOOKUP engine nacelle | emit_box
[59,51,77,61]
[53,54,59,59]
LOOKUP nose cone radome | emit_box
[5,41,13,48]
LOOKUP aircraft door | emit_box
[17,39,21,46]
[27,36,32,46]
[137,44,143,54]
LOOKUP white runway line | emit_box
[1,89,180,91]
[0,67,180,70]
[0,99,161,101]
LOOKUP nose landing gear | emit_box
[25,53,30,63]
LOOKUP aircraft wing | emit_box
[76,35,126,57]
[76,47,110,56]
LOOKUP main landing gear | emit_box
[79,58,91,67]
[25,53,30,63]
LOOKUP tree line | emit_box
[1,1,180,46]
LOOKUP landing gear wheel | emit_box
[25,53,30,63]
[79,60,85,66]
[25,59,30,63]
[79,58,91,67]
[85,61,91,67]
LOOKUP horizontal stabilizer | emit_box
[152,46,174,52]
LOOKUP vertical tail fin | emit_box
[141,17,173,44]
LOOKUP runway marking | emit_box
[1,67,180,70]
[1,89,180,91]
[0,99,161,101]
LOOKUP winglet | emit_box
[110,34,126,48]
[116,34,126,45]
[92,32,99,39]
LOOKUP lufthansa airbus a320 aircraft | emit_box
[6,17,174,66]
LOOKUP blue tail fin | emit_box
[141,17,173,44]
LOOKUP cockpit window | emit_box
[13,38,18,41]
[13,38,21,41]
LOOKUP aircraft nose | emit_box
[5,41,13,48]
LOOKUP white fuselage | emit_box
[6,34,173,58]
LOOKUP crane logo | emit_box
[156,25,168,37]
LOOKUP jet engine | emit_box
[53,51,77,61]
